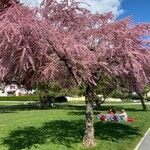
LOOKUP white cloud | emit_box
[20,0,124,17]
[81,0,124,17]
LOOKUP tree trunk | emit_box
[138,93,147,111]
[82,85,96,147]
[128,91,132,97]
[145,92,148,99]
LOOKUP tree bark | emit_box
[138,93,147,111]
[82,85,96,147]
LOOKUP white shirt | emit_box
[120,112,128,121]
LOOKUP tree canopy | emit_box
[0,0,149,92]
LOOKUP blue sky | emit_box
[21,0,150,23]
[118,0,150,23]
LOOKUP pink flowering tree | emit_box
[0,0,150,148]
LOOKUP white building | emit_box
[4,84,18,95]
[0,83,29,96]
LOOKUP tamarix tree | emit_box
[0,0,150,147]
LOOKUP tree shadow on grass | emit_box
[96,105,124,111]
[2,120,141,150]
[0,103,85,114]
[68,111,85,116]
[54,104,85,110]
[1,103,147,114]
[95,105,149,112]
[0,104,40,113]
[123,108,150,112]
[95,122,141,142]
[2,120,84,150]
[56,104,150,112]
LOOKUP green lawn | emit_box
[0,103,150,150]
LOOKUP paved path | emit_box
[135,128,150,150]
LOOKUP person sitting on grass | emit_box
[97,109,134,123]
[119,109,128,122]
[97,111,102,120]
[112,110,121,122]
[97,112,106,122]
[105,108,114,121]
[108,108,114,115]
[119,109,135,122]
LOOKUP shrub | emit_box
[0,95,39,101]
[54,96,67,103]
[130,94,140,100]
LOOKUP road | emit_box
[135,128,150,150]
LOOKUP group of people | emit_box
[97,109,134,122]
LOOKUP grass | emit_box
[0,101,31,106]
[0,102,150,150]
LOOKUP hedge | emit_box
[0,95,39,101]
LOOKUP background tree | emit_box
[144,85,150,98]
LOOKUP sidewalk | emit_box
[135,128,150,150]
